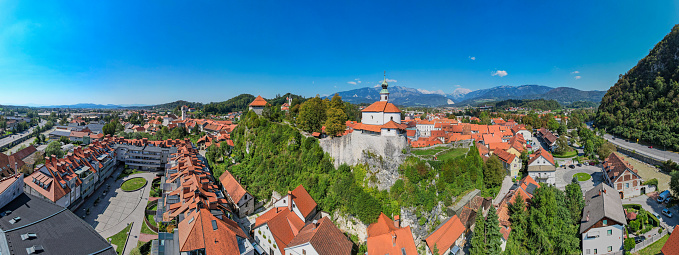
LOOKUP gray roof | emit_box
[527,165,556,172]
[579,183,627,234]
[0,193,116,255]
[49,130,71,137]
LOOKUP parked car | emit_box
[662,208,673,218]
[569,165,575,169]
[658,190,671,203]
[577,163,582,167]
[589,162,596,166]
[653,212,662,221]
[649,146,653,148]
[634,235,646,244]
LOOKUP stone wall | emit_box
[319,132,408,190]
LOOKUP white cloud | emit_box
[455,85,461,87]
[347,81,357,85]
[386,79,397,83]
[492,70,508,77]
[358,80,361,83]
[469,56,476,60]
[575,76,581,80]
[571,71,580,74]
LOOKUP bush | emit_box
[643,178,659,188]
[624,237,635,251]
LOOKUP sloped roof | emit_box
[662,227,679,255]
[219,169,248,203]
[362,101,401,113]
[527,148,555,166]
[254,208,305,254]
[178,208,247,255]
[538,128,557,144]
[366,214,417,255]
[249,95,268,107]
[579,183,626,234]
[603,153,638,181]
[424,215,465,255]
[290,185,317,218]
[286,217,352,255]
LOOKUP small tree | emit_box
[485,207,503,254]
[624,237,636,251]
[671,171,679,198]
[469,212,486,255]
[483,155,505,188]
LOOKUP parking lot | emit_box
[555,164,602,194]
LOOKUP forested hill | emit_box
[595,24,679,150]
[202,94,256,114]
[135,100,203,110]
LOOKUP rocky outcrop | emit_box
[319,132,407,190]
[332,210,369,242]
[401,201,448,245]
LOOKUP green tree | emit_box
[547,118,559,131]
[554,136,571,155]
[565,181,585,224]
[483,155,505,188]
[485,206,503,254]
[45,141,64,158]
[624,237,636,251]
[598,141,617,161]
[469,211,486,255]
[297,95,326,133]
[558,122,567,136]
[584,140,595,157]
[324,94,347,136]
[103,122,116,136]
[670,171,679,197]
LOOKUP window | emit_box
[607,230,612,236]
[303,250,306,255]
[594,249,597,254]
[607,246,612,252]
[603,220,607,226]
[586,249,590,254]
[626,183,629,188]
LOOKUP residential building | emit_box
[252,207,305,255]
[424,215,466,255]
[176,208,254,255]
[661,227,679,255]
[249,95,268,115]
[220,169,255,218]
[537,128,558,151]
[580,183,626,255]
[527,149,556,185]
[495,149,522,178]
[0,174,116,255]
[602,153,649,198]
[366,213,418,255]
[511,124,532,141]
[272,185,318,223]
[284,217,353,255]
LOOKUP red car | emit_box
[589,162,596,166]
[649,146,653,148]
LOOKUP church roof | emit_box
[249,95,268,107]
[362,101,400,113]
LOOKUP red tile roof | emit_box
[286,217,352,255]
[362,101,401,113]
[367,213,417,255]
[219,169,248,203]
[178,208,247,255]
[250,95,268,107]
[425,215,465,255]
[662,227,679,255]
[254,208,305,254]
[494,149,516,164]
[527,148,555,166]
[290,185,317,219]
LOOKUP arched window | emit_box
[390,116,394,121]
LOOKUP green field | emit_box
[553,149,578,158]
[109,224,131,254]
[573,173,591,182]
[141,220,156,235]
[411,146,448,156]
[436,148,469,161]
[121,177,147,191]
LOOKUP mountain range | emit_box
[331,85,606,107]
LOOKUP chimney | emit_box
[287,191,293,211]
[585,212,589,222]
[394,215,400,228]
[392,233,396,246]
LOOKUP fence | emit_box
[144,200,160,232]
[630,228,669,253]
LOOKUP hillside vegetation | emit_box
[596,24,679,149]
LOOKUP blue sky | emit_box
[0,1,678,105]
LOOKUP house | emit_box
[602,153,650,198]
[495,149,522,178]
[424,215,466,255]
[580,183,626,255]
[537,128,558,151]
[527,149,556,185]
[178,208,254,255]
[353,75,406,136]
[511,124,532,141]
[366,213,418,255]
[252,207,305,255]
[219,169,255,218]
[249,95,268,115]
[284,217,353,255]
[272,185,318,223]
[661,227,679,255]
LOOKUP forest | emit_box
[491,99,562,111]
[596,24,679,150]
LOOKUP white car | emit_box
[662,209,673,218]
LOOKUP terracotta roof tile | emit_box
[286,217,352,255]
[362,101,401,113]
[425,215,465,255]
[249,95,268,107]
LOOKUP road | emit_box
[0,119,46,149]
[4,126,55,155]
[587,123,679,163]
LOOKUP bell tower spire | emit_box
[380,71,389,102]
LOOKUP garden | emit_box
[572,173,591,182]
[121,177,147,192]
[623,204,661,236]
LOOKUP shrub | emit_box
[643,178,659,188]
[624,237,635,251]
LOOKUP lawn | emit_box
[553,149,578,158]
[635,233,668,255]
[411,146,448,156]
[141,220,156,235]
[573,173,592,181]
[109,224,132,254]
[616,152,671,192]
[436,148,469,161]
[146,213,158,228]
[121,177,147,191]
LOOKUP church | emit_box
[354,74,406,136]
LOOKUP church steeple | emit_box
[380,71,389,102]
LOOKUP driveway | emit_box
[555,165,602,193]
[76,167,155,255]
[493,176,514,206]
[623,194,679,231]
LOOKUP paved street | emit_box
[0,119,46,149]
[555,165,602,193]
[76,166,155,255]
[587,123,679,163]
[4,126,55,155]
[493,176,514,205]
